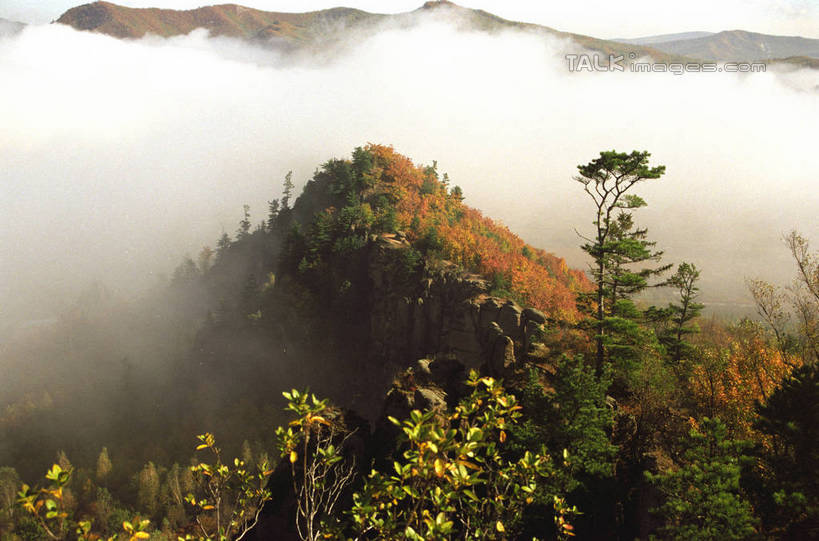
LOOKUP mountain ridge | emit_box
[646,29,819,61]
[55,1,696,63]
[0,17,25,37]
[612,31,714,45]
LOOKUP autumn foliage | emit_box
[360,144,589,320]
[688,319,795,438]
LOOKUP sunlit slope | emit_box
[292,144,590,321]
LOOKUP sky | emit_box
[2,0,819,39]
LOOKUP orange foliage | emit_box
[689,319,795,438]
[364,144,590,321]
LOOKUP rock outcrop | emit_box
[368,234,549,376]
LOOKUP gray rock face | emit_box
[490,335,516,375]
[367,234,546,376]
[498,301,523,339]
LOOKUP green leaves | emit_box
[349,370,572,540]
[647,418,757,541]
[187,432,273,540]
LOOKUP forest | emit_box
[1,144,817,540]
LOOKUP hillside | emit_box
[1,143,815,540]
[0,17,25,37]
[612,31,714,45]
[647,29,819,62]
[0,142,587,477]
[55,1,380,41]
[56,0,693,63]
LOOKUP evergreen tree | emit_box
[216,232,231,258]
[96,447,112,483]
[197,246,214,274]
[281,171,294,210]
[664,262,704,365]
[137,462,161,519]
[237,204,252,240]
[267,198,280,231]
[754,362,819,537]
[647,418,757,540]
[574,150,666,375]
[511,359,617,537]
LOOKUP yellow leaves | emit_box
[496,520,505,532]
[433,458,445,478]
[290,450,298,463]
[305,413,330,426]
[499,430,507,443]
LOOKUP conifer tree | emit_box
[216,232,231,259]
[664,262,704,364]
[647,418,757,540]
[574,150,666,375]
[281,171,294,210]
[95,447,112,483]
[237,204,252,240]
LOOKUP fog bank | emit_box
[1,18,817,330]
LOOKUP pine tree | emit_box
[216,232,231,260]
[574,150,666,375]
[664,262,704,364]
[647,417,757,540]
[197,246,214,274]
[95,447,112,483]
[137,462,161,519]
[267,198,280,232]
[237,204,252,240]
[281,171,294,210]
[754,363,819,537]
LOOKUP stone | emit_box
[414,387,447,411]
[497,301,523,338]
[522,307,547,325]
[479,297,503,329]
[524,319,544,353]
[489,335,516,375]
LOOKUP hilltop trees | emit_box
[574,150,667,375]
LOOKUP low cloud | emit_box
[1,16,817,329]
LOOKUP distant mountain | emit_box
[612,31,714,45]
[55,1,693,63]
[56,2,381,42]
[0,17,25,37]
[647,30,819,62]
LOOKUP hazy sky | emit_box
[2,0,819,39]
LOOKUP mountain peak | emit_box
[421,0,460,9]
